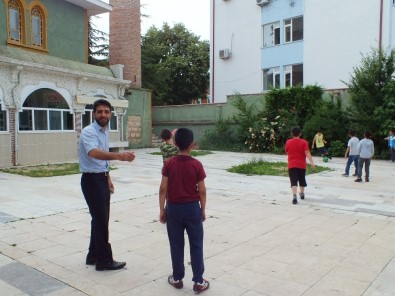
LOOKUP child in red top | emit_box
[285,126,315,205]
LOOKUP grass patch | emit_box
[0,163,81,177]
[0,163,117,177]
[150,150,213,157]
[227,159,330,176]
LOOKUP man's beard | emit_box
[96,117,109,127]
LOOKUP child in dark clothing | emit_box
[159,128,210,293]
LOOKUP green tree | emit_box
[88,16,109,66]
[141,23,210,105]
[344,48,395,153]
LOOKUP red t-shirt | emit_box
[285,138,309,169]
[162,155,206,204]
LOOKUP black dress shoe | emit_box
[96,260,126,271]
[86,256,97,265]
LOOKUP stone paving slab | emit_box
[0,149,395,295]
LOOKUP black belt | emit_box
[83,172,109,176]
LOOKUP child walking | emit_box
[355,130,374,182]
[286,126,315,204]
[159,128,210,293]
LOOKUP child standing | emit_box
[159,128,210,293]
[342,130,359,177]
[312,129,331,159]
[384,129,395,163]
[159,129,178,164]
[286,126,315,205]
[355,130,374,182]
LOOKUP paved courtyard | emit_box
[0,148,395,296]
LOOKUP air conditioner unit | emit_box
[219,49,231,59]
[256,0,270,6]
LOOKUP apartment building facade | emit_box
[211,0,395,103]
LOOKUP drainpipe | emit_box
[379,0,383,52]
[211,0,215,103]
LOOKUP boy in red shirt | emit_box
[285,126,315,204]
[159,128,210,293]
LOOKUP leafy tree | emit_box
[344,48,395,153]
[88,16,109,66]
[141,23,210,105]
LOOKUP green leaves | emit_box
[141,23,209,105]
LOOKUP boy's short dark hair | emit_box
[349,129,356,136]
[291,126,301,137]
[175,128,194,151]
[391,128,395,133]
[160,129,172,141]
[365,130,372,139]
[93,99,112,112]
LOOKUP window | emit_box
[284,64,303,87]
[263,21,280,47]
[0,104,7,131]
[19,88,74,131]
[82,104,118,131]
[284,16,303,43]
[263,67,280,91]
[31,7,42,46]
[8,0,23,42]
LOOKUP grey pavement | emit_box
[0,148,395,296]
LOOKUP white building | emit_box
[210,0,395,103]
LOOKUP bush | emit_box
[328,140,346,157]
[199,119,245,152]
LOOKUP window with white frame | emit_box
[82,104,118,131]
[284,16,303,43]
[263,67,280,91]
[31,7,42,46]
[263,21,280,47]
[284,64,303,87]
[0,103,7,131]
[19,88,74,131]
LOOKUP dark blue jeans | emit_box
[345,155,358,175]
[81,173,113,264]
[166,202,204,283]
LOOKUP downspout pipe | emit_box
[211,0,215,103]
[379,0,383,52]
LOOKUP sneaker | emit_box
[365,177,369,182]
[341,173,349,177]
[354,178,362,182]
[352,174,357,176]
[300,193,305,200]
[168,275,183,289]
[292,197,298,204]
[193,279,210,294]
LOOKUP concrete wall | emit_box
[124,88,152,148]
[17,132,77,165]
[210,0,262,103]
[0,134,12,167]
[152,94,265,143]
[304,0,395,89]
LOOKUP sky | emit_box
[92,0,210,41]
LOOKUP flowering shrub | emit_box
[245,116,283,152]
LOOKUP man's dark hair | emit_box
[349,129,356,136]
[93,99,112,112]
[174,128,194,151]
[291,126,301,137]
[364,130,372,139]
[160,129,172,141]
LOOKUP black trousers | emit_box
[81,173,113,264]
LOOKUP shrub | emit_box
[328,140,346,157]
